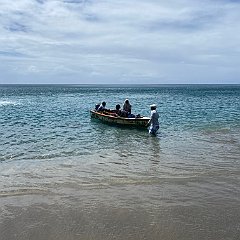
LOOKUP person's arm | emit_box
[146,112,153,126]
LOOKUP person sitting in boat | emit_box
[97,101,107,112]
[123,99,132,115]
[115,104,122,116]
[112,104,132,118]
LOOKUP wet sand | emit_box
[1,182,239,240]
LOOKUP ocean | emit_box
[0,84,240,240]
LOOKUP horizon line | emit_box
[0,83,240,86]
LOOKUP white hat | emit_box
[150,104,157,108]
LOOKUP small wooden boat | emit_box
[90,110,150,128]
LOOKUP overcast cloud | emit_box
[0,0,240,84]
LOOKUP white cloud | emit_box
[0,0,240,83]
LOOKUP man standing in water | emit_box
[148,104,159,135]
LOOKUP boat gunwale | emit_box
[90,110,150,122]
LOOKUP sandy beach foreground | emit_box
[1,178,239,240]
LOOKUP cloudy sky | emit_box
[0,0,240,84]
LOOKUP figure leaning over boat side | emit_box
[97,101,107,112]
[147,104,159,135]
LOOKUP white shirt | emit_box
[97,104,106,111]
[150,110,159,127]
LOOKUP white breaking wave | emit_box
[0,101,18,106]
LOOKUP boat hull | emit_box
[90,110,150,128]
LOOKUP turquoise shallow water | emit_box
[0,84,240,240]
[1,84,239,162]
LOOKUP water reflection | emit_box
[147,135,161,165]
[89,119,162,171]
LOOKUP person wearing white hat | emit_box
[147,104,159,135]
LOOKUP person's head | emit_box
[95,103,100,110]
[124,99,129,104]
[150,104,157,110]
[116,104,121,110]
[102,101,106,106]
